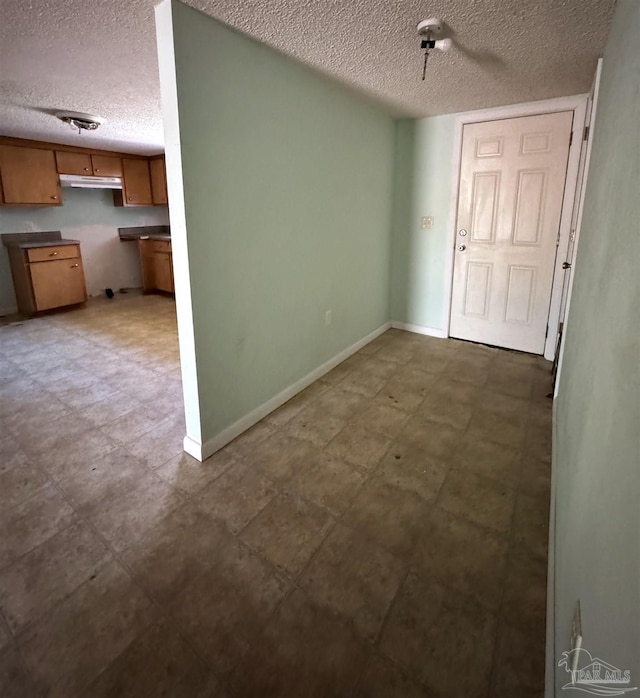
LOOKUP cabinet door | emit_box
[30,259,87,310]
[0,146,61,205]
[121,158,153,206]
[149,157,168,205]
[139,239,155,292]
[91,155,122,177]
[154,252,174,293]
[56,151,92,175]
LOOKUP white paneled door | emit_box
[450,111,573,354]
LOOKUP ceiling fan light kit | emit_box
[417,17,442,35]
[417,17,452,80]
[56,111,105,134]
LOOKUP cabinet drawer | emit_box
[27,245,80,263]
[152,240,171,253]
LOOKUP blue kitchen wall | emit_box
[0,187,168,313]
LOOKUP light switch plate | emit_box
[421,216,434,229]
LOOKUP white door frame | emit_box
[553,60,603,395]
[443,94,589,360]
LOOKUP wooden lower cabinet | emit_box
[154,252,174,293]
[7,243,87,314]
[139,239,174,294]
[30,259,87,311]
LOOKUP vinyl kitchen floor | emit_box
[0,294,552,698]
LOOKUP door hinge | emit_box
[584,125,590,141]
[569,131,573,147]
[545,324,549,339]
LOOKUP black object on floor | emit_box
[105,288,114,299]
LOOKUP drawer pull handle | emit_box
[70,263,79,268]
[50,251,58,256]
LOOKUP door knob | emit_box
[458,244,466,251]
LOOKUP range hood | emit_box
[59,174,122,190]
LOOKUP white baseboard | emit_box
[390,321,447,339]
[189,321,392,462]
[183,434,204,461]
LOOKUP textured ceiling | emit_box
[0,0,615,154]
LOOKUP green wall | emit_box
[390,115,456,331]
[160,0,396,446]
[554,0,639,688]
[0,188,167,313]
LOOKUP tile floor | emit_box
[0,294,552,698]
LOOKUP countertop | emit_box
[9,239,81,249]
[142,234,171,242]
[1,231,80,249]
[118,225,170,241]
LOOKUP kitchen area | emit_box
[0,136,174,318]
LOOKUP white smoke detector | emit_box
[56,111,105,133]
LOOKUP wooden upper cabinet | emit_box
[0,145,61,205]
[91,155,122,177]
[55,151,92,175]
[149,156,168,205]
[120,158,153,206]
[0,138,164,207]
[56,151,123,177]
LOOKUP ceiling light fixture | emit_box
[417,18,452,80]
[56,111,105,134]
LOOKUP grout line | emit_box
[1,313,552,698]
[371,567,411,653]
[52,485,232,696]
[9,439,233,695]
[0,608,46,697]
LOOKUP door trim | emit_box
[443,94,589,359]
[553,59,603,396]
